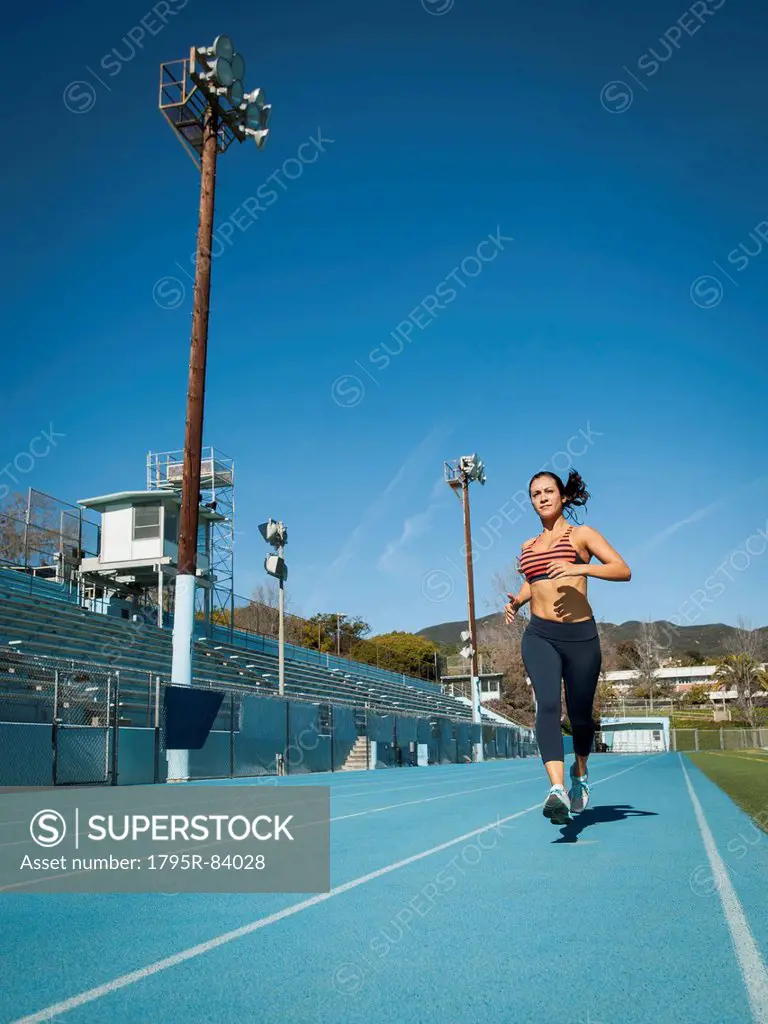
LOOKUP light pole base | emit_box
[167,574,196,782]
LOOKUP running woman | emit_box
[505,471,631,825]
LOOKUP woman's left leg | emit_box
[561,636,602,811]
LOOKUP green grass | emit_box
[685,750,768,833]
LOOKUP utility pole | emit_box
[158,33,272,782]
[461,470,480,698]
[445,454,486,762]
[278,533,285,696]
[172,103,218,704]
[259,519,288,697]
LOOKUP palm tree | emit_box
[713,654,768,728]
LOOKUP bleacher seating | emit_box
[0,576,510,727]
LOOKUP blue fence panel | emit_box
[0,723,52,785]
[235,695,287,776]
[287,702,330,774]
[456,722,472,763]
[332,704,358,771]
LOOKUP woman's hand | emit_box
[546,561,586,580]
[505,593,522,623]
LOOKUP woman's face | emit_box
[529,475,563,519]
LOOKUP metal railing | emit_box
[0,651,537,786]
[671,728,768,752]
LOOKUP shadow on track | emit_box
[553,804,658,843]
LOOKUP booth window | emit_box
[164,507,179,544]
[134,505,161,540]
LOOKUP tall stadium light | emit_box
[336,613,345,657]
[259,519,287,697]
[158,36,272,781]
[444,454,487,762]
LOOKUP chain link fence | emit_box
[671,727,768,752]
[0,652,536,786]
[0,648,119,785]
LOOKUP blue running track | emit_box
[2,753,768,1024]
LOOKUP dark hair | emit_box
[528,470,590,521]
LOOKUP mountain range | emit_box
[418,614,768,659]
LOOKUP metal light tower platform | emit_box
[147,447,235,636]
[158,44,270,170]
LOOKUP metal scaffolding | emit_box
[146,447,235,637]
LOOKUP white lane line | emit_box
[680,755,768,1024]
[0,762,529,833]
[0,775,544,893]
[8,758,647,1024]
[331,763,527,799]
[330,775,543,822]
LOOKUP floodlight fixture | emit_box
[205,35,234,61]
[460,453,486,485]
[230,53,245,80]
[243,87,265,108]
[259,518,287,547]
[229,80,244,106]
[264,554,287,581]
[212,58,234,87]
[245,128,270,150]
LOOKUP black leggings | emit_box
[521,614,602,763]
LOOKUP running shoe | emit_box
[542,784,572,825]
[569,763,590,814]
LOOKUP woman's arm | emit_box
[505,581,531,622]
[547,525,631,582]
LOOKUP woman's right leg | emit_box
[521,629,564,786]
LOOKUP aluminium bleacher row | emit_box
[0,584,497,725]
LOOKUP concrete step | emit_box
[339,736,369,771]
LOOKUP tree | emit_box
[301,613,371,656]
[0,492,27,564]
[680,649,707,667]
[472,567,536,725]
[714,618,768,727]
[631,621,672,702]
[615,640,640,670]
[229,582,303,644]
[681,685,710,707]
[357,631,439,678]
[1,490,82,572]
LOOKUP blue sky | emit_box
[3,0,767,638]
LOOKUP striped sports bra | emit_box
[518,525,586,584]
